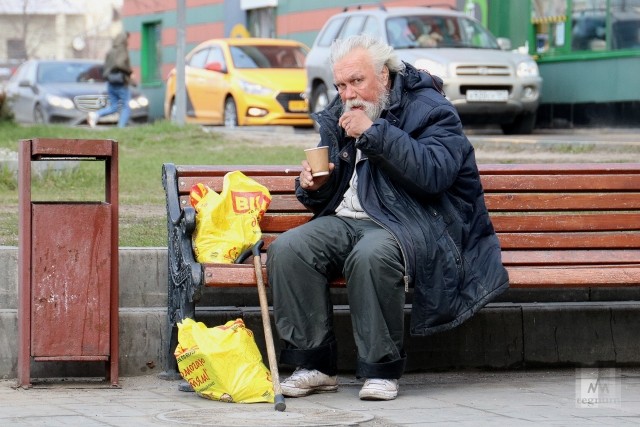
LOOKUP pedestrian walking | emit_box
[88,31,132,128]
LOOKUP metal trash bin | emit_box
[17,138,119,388]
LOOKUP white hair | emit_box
[330,34,405,74]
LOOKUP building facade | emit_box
[0,0,119,63]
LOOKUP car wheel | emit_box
[501,112,536,135]
[169,99,177,121]
[311,83,329,115]
[33,104,47,124]
[310,83,329,132]
[223,97,238,128]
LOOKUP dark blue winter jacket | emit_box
[299,62,509,336]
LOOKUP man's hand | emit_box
[339,109,372,139]
[299,160,335,191]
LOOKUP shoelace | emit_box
[366,379,395,387]
[287,368,311,381]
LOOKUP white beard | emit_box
[344,87,390,121]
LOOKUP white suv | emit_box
[305,6,542,134]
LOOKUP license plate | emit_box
[466,90,509,102]
[288,100,308,112]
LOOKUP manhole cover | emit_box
[157,407,374,426]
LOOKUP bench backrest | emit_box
[170,163,640,288]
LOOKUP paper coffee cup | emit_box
[304,147,330,177]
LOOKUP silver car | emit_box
[5,59,149,126]
[306,6,542,134]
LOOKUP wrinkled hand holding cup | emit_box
[304,147,330,177]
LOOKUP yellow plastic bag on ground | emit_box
[175,318,274,403]
[192,171,271,263]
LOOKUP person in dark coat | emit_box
[88,31,133,128]
[267,34,509,401]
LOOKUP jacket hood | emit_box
[388,62,444,107]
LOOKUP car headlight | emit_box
[414,59,449,79]
[516,60,539,77]
[46,94,75,109]
[129,96,149,109]
[238,79,273,96]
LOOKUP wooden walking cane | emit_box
[252,240,286,411]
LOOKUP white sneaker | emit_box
[87,112,98,128]
[280,368,338,397]
[359,378,399,401]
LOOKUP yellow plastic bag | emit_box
[192,171,271,263]
[175,318,275,403]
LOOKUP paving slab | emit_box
[1,369,639,426]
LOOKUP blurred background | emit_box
[0,0,638,130]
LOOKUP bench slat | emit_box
[176,165,302,176]
[203,264,263,287]
[178,175,298,194]
[481,174,640,191]
[180,176,640,197]
[491,213,640,232]
[260,215,311,232]
[203,264,346,288]
[507,265,640,287]
[179,194,308,212]
[180,193,640,215]
[176,163,640,175]
[261,214,640,235]
[202,263,640,288]
[179,175,640,195]
[243,249,640,267]
[498,232,640,249]
[485,193,640,211]
[233,250,640,266]
[478,163,640,175]
[501,249,640,265]
[261,194,307,211]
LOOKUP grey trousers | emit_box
[266,215,407,379]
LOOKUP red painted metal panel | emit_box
[30,203,111,357]
[29,138,114,158]
[18,138,118,387]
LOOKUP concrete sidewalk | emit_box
[1,368,639,426]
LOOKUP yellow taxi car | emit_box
[164,38,313,127]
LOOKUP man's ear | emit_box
[381,65,390,85]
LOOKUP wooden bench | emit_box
[161,162,640,376]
